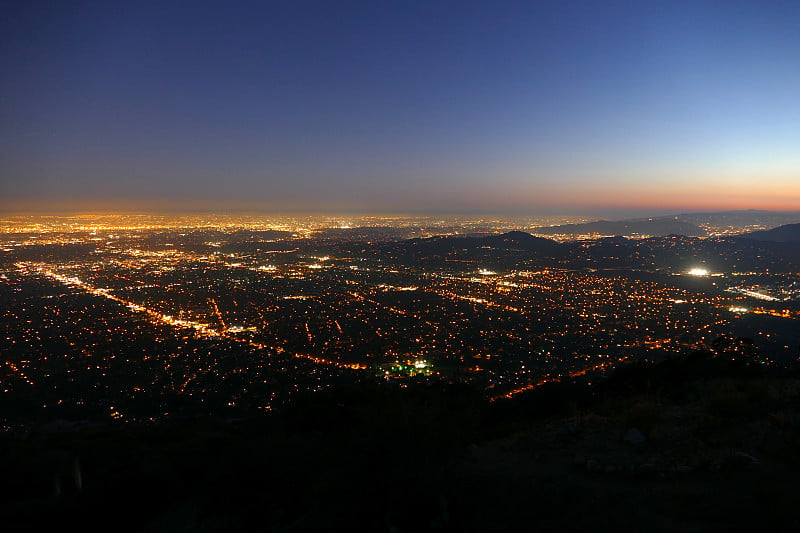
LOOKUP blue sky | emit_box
[2,1,799,214]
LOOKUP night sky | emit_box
[2,1,799,214]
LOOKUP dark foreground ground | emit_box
[3,353,800,532]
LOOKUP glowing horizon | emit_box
[2,2,799,215]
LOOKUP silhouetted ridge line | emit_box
[742,223,800,243]
[532,219,706,237]
[401,231,564,255]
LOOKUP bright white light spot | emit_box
[688,268,709,276]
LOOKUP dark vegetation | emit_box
[3,351,800,532]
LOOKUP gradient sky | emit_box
[2,0,799,215]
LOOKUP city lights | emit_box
[2,213,798,427]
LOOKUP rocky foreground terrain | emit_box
[3,352,800,532]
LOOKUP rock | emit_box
[728,451,761,469]
[734,451,761,465]
[623,428,647,446]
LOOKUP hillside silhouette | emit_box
[532,219,707,237]
[743,223,800,243]
[3,351,800,532]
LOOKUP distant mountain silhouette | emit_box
[741,223,800,243]
[478,231,564,253]
[675,209,800,229]
[393,231,565,261]
[370,228,800,271]
[532,219,707,237]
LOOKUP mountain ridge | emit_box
[741,223,800,243]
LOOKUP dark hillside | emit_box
[742,223,800,243]
[3,353,800,532]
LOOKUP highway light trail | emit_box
[23,262,366,372]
